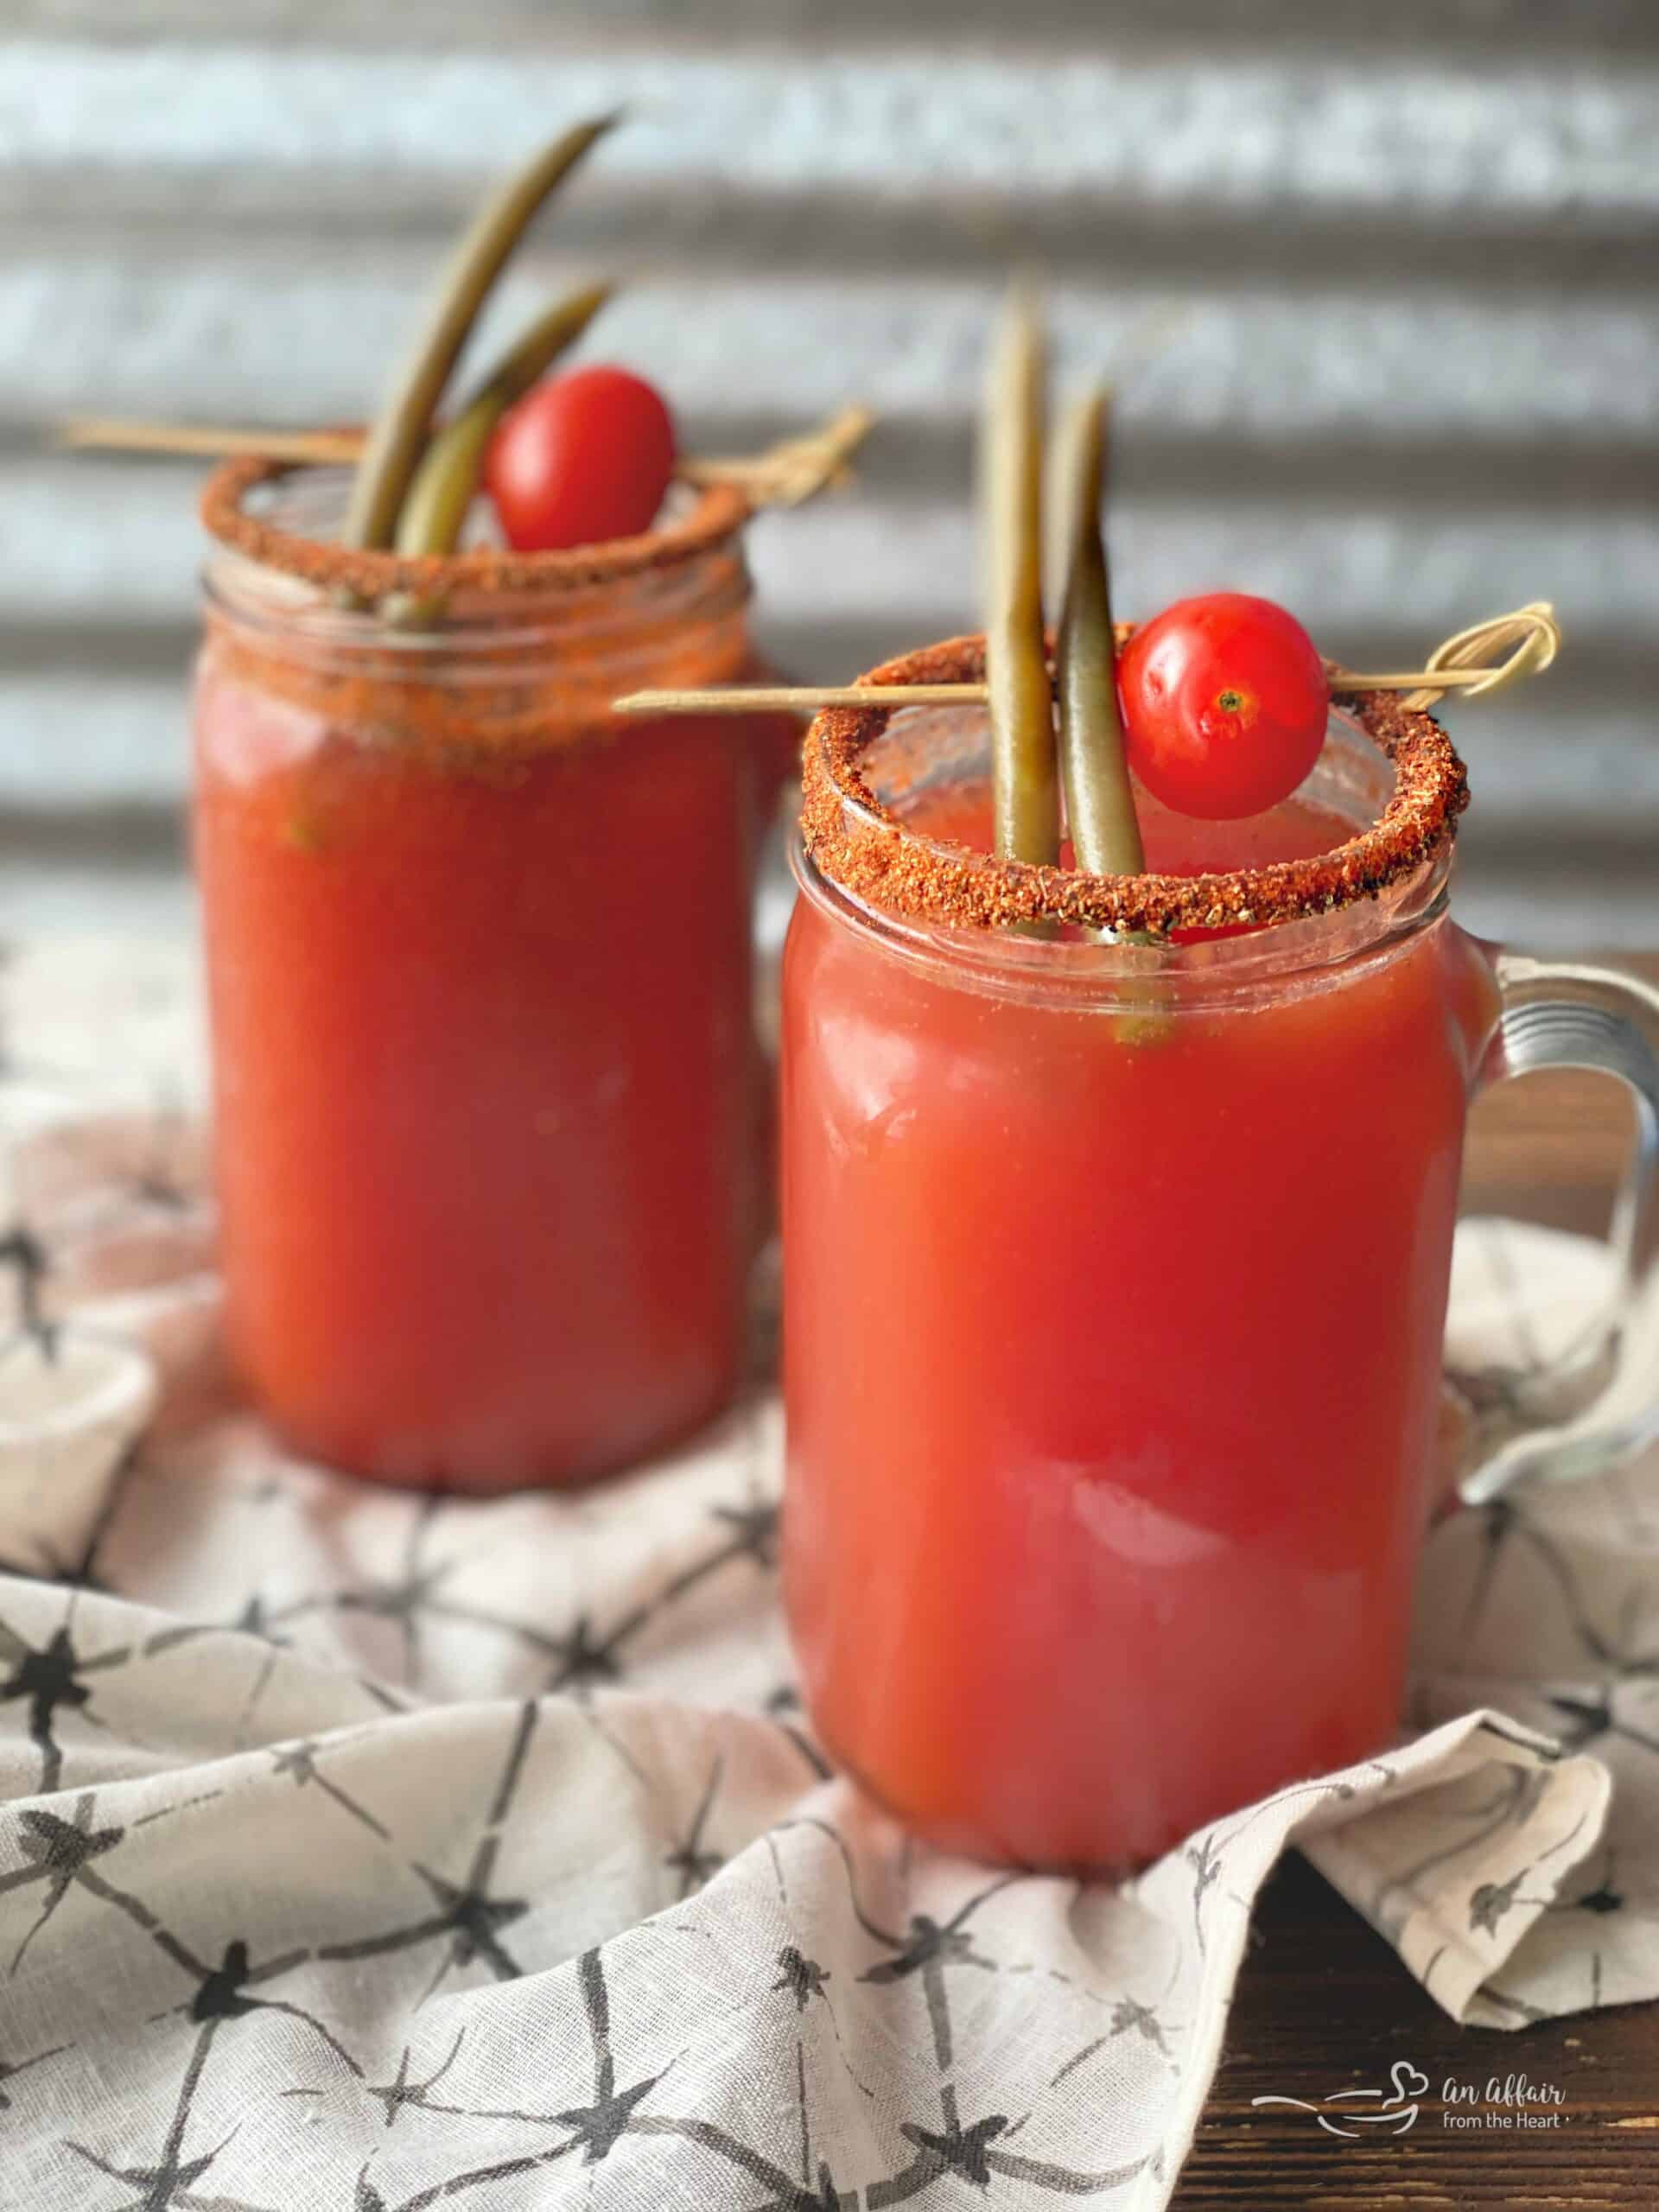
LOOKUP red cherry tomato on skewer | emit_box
[485,364,677,552]
[1116,592,1329,820]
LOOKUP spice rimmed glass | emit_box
[781,656,1659,1871]
[196,468,792,1491]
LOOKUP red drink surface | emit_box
[782,779,1498,1868]
[195,661,761,1490]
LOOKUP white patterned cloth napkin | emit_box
[0,934,1653,2211]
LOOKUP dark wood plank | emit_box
[1173,1857,1659,2207]
[1174,956,1659,2203]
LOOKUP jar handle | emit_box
[1453,951,1659,1505]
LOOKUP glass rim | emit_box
[200,450,753,609]
[800,631,1469,941]
[790,814,1452,1011]
[200,467,753,679]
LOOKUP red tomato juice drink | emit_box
[196,463,791,1491]
[781,635,1500,1870]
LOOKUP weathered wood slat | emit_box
[8,260,1654,441]
[11,40,1659,221]
[10,462,1650,655]
[20,0,1659,56]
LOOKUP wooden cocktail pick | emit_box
[53,404,874,515]
[610,603,1562,718]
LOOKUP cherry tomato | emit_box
[484,365,676,552]
[1116,592,1328,820]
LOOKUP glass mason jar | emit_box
[781,635,1659,1872]
[196,463,795,1491]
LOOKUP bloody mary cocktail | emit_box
[197,467,788,1491]
[782,650,1498,1869]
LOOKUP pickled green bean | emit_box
[393,283,613,559]
[1054,387,1145,876]
[343,113,620,551]
[981,291,1059,867]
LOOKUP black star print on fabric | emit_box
[899,2095,1008,2185]
[663,1757,725,1899]
[354,1950,659,2202]
[331,1502,457,1688]
[1,1796,126,1971]
[358,2141,579,2212]
[1507,1515,1659,1684]
[1470,1870,1529,1936]
[709,1497,780,1570]
[1542,1846,1627,1921]
[360,2028,468,2129]
[1547,1683,1659,1760]
[1110,1994,1169,2051]
[316,1700,537,2005]
[763,1688,833,1782]
[123,1133,191,1217]
[1465,1794,1600,1941]
[148,1938,363,2079]
[268,1738,391,1840]
[1574,1885,1628,1920]
[857,1874,1023,2075]
[0,2037,71,2111]
[1548,1688,1615,1746]
[302,2025,589,2145]
[0,1589,169,1792]
[1185,1833,1223,1957]
[335,1560,454,1630]
[867,2078,1151,2204]
[1576,1879,1624,1915]
[270,1487,784,1705]
[628,2112,851,2210]
[544,1611,626,1693]
[232,1594,287,1643]
[421,1866,527,1981]
[791,2164,843,2212]
[0,1223,54,1355]
[760,1821,1155,2204]
[518,1492,782,1696]
[0,1615,122,1793]
[861,1914,996,1986]
[554,1947,665,2164]
[853,1867,1030,2081]
[0,1484,134,1597]
[67,2017,277,2212]
[773,1946,830,2010]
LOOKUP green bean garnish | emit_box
[342,113,620,551]
[393,283,613,560]
[981,289,1059,866]
[1053,387,1145,876]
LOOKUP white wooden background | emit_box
[2,2,1656,943]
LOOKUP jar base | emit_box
[254,1363,743,1497]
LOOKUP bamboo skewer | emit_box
[620,684,1001,713]
[676,404,874,505]
[54,403,874,516]
[613,604,1560,718]
[55,420,367,464]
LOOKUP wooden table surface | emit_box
[1173,962,1659,2207]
